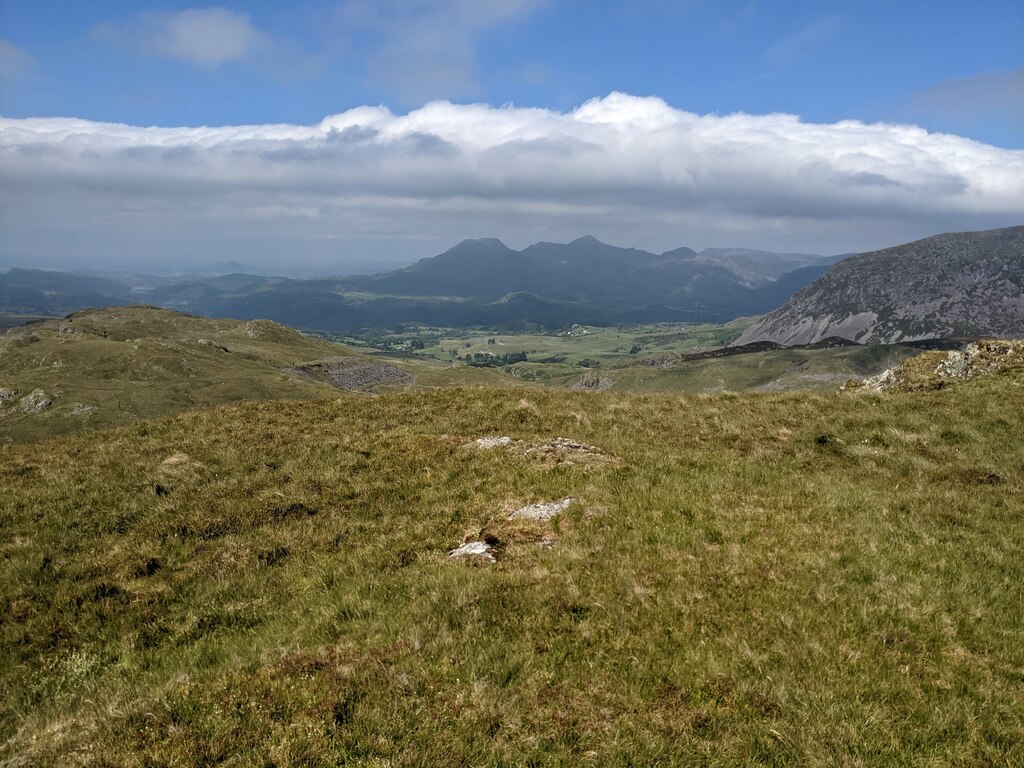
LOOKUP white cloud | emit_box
[335,0,549,102]
[1,93,1022,270]
[93,7,268,69]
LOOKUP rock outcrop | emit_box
[842,339,1024,392]
[18,389,53,413]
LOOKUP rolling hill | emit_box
[0,306,416,443]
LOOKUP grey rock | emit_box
[18,389,53,413]
[571,372,613,391]
[289,357,414,390]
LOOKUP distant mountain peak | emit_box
[456,237,508,248]
[660,246,699,259]
[569,235,604,246]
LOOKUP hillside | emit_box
[1,367,1022,764]
[0,268,134,315]
[0,306,415,443]
[734,226,1024,346]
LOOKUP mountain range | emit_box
[1,238,838,331]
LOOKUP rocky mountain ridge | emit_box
[734,226,1024,346]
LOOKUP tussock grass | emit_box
[1,372,1022,765]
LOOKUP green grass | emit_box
[2,367,1022,765]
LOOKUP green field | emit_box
[371,321,922,393]
[1,359,1022,764]
[361,318,751,364]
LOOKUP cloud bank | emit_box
[1,93,1022,270]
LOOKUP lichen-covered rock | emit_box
[0,388,17,402]
[18,389,53,413]
[509,498,575,521]
[470,436,514,449]
[572,372,613,391]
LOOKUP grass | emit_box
[0,306,358,444]
[0,307,527,444]
[1,364,1022,764]
[1,307,924,448]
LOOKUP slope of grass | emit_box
[600,343,924,393]
[0,307,364,444]
[2,369,1022,765]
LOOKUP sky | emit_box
[1,0,1022,274]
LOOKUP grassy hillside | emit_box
[0,306,367,444]
[2,370,1022,764]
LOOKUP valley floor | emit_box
[1,372,1022,765]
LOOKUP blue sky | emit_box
[2,0,1020,146]
[1,1,1022,271]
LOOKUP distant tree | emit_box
[466,350,527,368]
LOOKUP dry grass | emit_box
[1,370,1022,765]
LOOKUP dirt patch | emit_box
[289,357,414,390]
